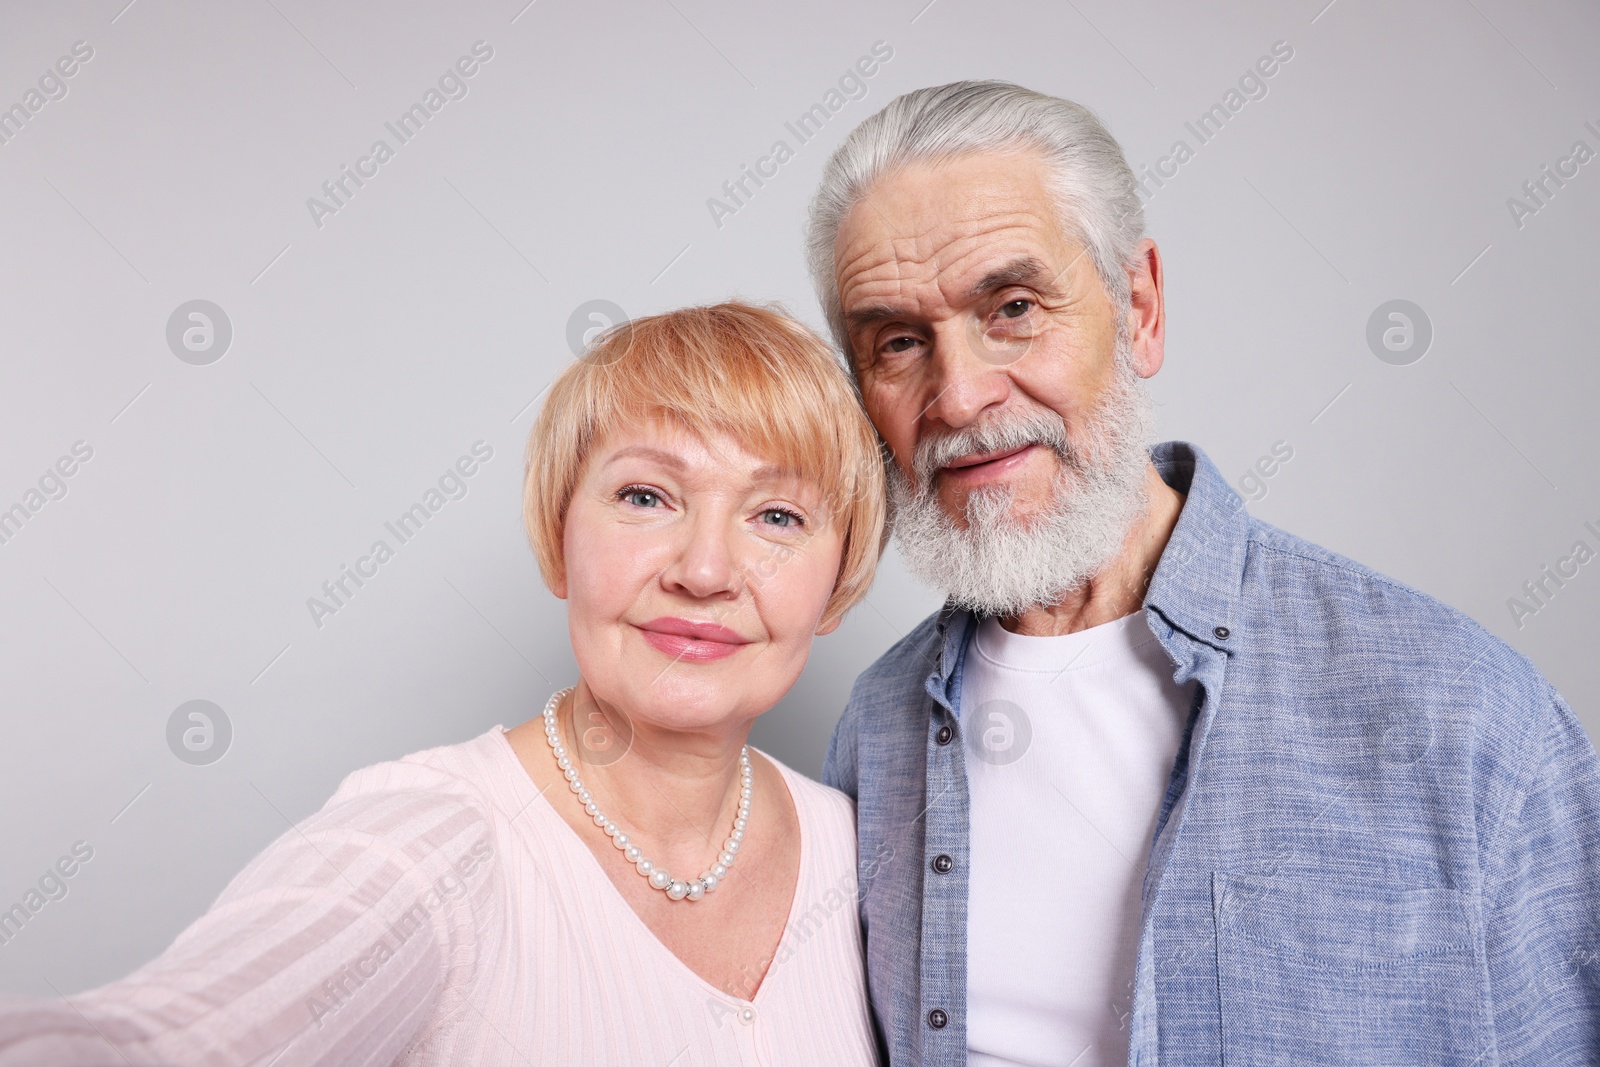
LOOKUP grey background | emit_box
[0,0,1594,996]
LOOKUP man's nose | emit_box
[922,321,1012,429]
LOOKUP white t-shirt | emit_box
[960,610,1195,1067]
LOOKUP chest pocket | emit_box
[1212,871,1493,1066]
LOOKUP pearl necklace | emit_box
[542,686,751,902]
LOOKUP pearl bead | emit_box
[636,859,654,876]
[604,822,618,836]
[612,833,629,849]
[584,801,599,816]
[734,817,747,831]
[712,864,727,879]
[666,881,689,900]
[624,846,641,863]
[702,873,719,892]
[578,789,590,803]
[649,869,671,890]
[725,838,741,853]
[593,813,608,827]
[730,828,745,843]
[741,787,752,800]
[563,768,579,782]
[567,779,583,793]
[557,756,570,770]
[686,882,704,901]
[719,851,735,867]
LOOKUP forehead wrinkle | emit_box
[929,226,1052,312]
[833,187,919,304]
[842,204,1048,273]
[842,215,1059,321]
[836,151,1063,274]
[839,170,1057,260]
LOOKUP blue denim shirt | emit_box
[824,441,1600,1067]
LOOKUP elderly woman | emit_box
[0,303,887,1066]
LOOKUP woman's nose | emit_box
[660,514,744,601]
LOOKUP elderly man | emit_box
[813,81,1600,1067]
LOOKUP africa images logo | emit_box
[705,40,893,229]
[305,41,495,230]
[305,441,494,629]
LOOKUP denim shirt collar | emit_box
[925,441,1249,713]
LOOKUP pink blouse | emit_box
[0,727,880,1066]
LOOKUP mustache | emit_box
[911,407,1074,487]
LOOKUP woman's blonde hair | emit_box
[524,302,887,630]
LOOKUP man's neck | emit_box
[999,463,1185,637]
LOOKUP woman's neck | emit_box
[556,678,752,859]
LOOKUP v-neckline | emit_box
[488,725,810,1006]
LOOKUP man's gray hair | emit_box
[805,80,1145,356]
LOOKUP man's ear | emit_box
[1125,237,1166,379]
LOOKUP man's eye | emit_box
[883,335,919,354]
[618,487,661,508]
[998,299,1032,319]
[759,507,804,528]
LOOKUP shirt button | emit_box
[739,1006,755,1025]
[931,854,954,874]
[928,1008,948,1029]
[935,725,953,745]
[1213,625,1231,640]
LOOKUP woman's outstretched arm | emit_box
[0,760,505,1066]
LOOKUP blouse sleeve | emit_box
[0,760,507,1067]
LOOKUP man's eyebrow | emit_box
[842,256,1065,333]
[843,302,906,334]
[964,256,1060,303]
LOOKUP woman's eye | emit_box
[759,507,803,528]
[998,298,1032,319]
[619,487,661,508]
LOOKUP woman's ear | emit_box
[815,611,842,636]
[551,562,568,600]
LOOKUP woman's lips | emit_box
[635,618,751,662]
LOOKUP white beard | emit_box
[886,340,1157,619]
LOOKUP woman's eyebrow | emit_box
[602,445,685,469]
[748,462,805,487]
[603,447,803,493]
